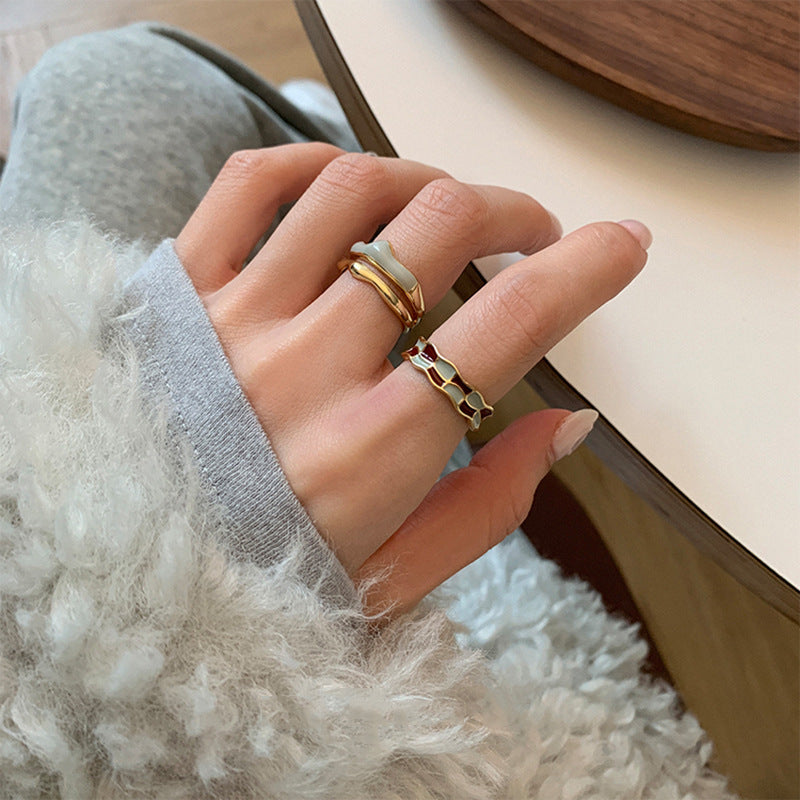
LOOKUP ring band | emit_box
[351,241,425,318]
[337,239,425,329]
[345,258,418,329]
[402,337,494,431]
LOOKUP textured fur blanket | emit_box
[0,219,734,799]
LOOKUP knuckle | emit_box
[317,152,391,201]
[490,481,534,547]
[488,271,556,355]
[507,486,534,533]
[305,141,347,161]
[220,148,267,181]
[413,178,489,235]
[466,460,531,552]
[489,495,531,551]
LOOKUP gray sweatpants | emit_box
[0,20,359,243]
[0,19,476,555]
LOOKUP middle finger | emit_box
[298,177,561,375]
[236,153,450,316]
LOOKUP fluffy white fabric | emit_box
[0,219,734,799]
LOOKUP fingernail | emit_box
[617,219,653,251]
[550,409,599,463]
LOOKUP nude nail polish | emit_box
[550,409,599,463]
[617,219,653,251]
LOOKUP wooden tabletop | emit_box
[299,0,800,621]
[458,0,799,151]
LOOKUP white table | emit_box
[301,0,799,619]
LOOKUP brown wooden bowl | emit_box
[454,0,799,151]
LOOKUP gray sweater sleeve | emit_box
[119,239,357,608]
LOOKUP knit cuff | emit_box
[118,239,357,609]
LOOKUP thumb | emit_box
[355,408,598,619]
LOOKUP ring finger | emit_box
[426,219,650,404]
[297,177,562,373]
[235,153,451,316]
[303,221,647,569]
[357,220,650,503]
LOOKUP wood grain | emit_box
[455,0,800,151]
[3,2,798,794]
[298,4,799,791]
[296,0,799,625]
[550,386,800,799]
[414,290,800,799]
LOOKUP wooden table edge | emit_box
[453,0,800,153]
[295,0,800,623]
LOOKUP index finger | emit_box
[387,220,649,412]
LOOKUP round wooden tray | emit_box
[455,0,799,151]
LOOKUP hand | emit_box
[174,143,649,617]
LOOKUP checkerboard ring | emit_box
[402,337,494,431]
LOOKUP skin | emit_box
[174,142,649,619]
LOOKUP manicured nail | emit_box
[617,219,653,251]
[550,409,599,463]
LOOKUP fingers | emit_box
[379,220,648,447]
[297,220,647,571]
[175,142,344,294]
[435,220,648,402]
[239,152,452,315]
[355,408,597,619]
[301,177,562,362]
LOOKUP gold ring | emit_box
[342,257,418,329]
[337,239,424,329]
[401,337,493,431]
